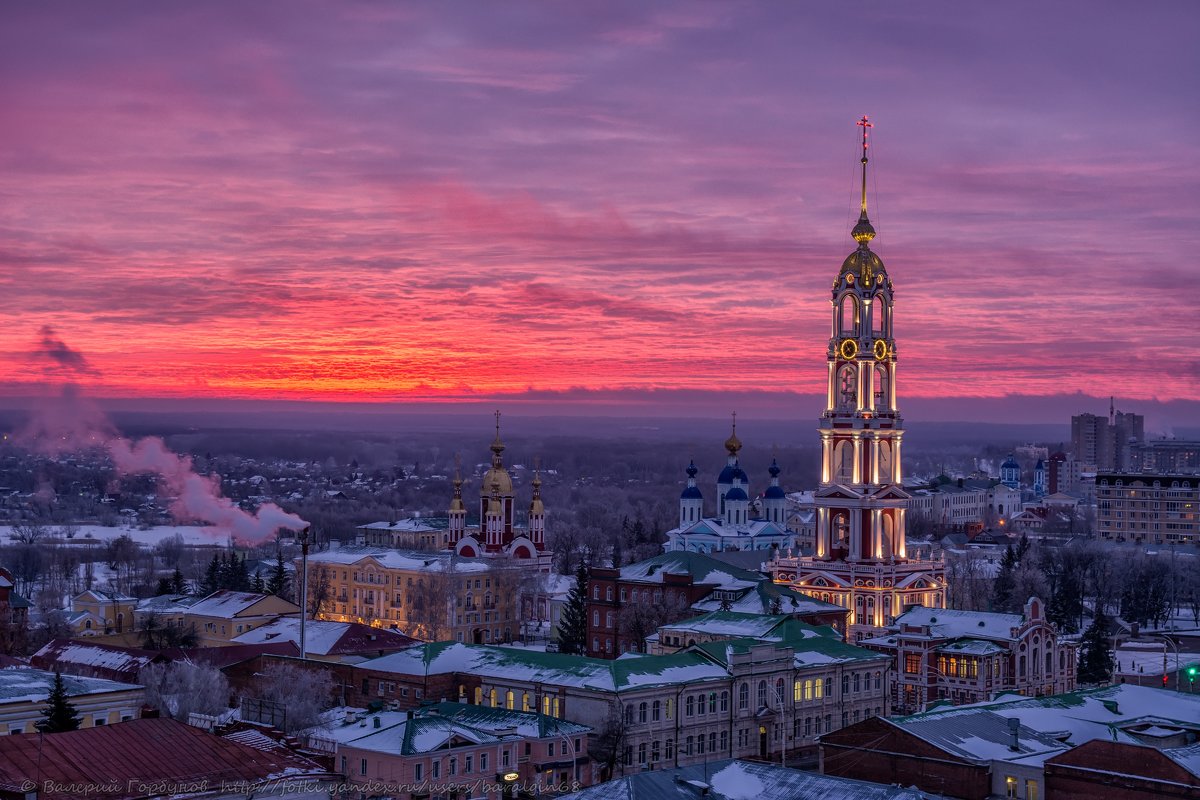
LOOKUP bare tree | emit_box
[253,661,335,734]
[589,701,629,781]
[11,523,48,544]
[139,662,230,723]
[616,591,690,653]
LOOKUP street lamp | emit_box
[297,526,311,659]
[1149,633,1180,692]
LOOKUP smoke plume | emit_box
[17,330,308,543]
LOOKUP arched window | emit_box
[638,702,648,724]
[853,673,861,693]
[840,294,858,334]
[837,366,857,411]
[474,687,482,705]
[489,689,497,707]
[720,691,729,712]
[686,695,694,716]
[872,297,887,335]
[873,365,889,409]
[842,674,850,695]
[834,440,854,481]
[505,690,514,710]
[522,692,530,711]
[775,678,785,706]
[624,703,635,726]
[757,680,767,708]
[652,700,661,721]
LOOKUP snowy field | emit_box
[0,524,233,547]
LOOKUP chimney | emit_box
[1007,717,1020,751]
[373,717,381,729]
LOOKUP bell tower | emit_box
[816,115,906,564]
[771,117,944,641]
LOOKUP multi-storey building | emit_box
[347,630,888,776]
[303,547,524,644]
[1133,439,1200,473]
[1072,403,1145,471]
[355,518,448,550]
[770,118,944,641]
[324,702,593,797]
[585,551,846,658]
[1096,472,1200,544]
[181,590,301,646]
[0,667,144,733]
[860,597,1077,715]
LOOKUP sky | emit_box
[2,1,1198,424]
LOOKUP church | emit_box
[770,117,946,642]
[447,411,549,565]
[662,423,800,554]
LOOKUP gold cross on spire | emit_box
[857,115,873,216]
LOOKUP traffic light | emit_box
[1188,666,1197,683]
[1163,674,1169,687]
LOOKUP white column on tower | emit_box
[852,436,862,484]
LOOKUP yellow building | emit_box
[301,549,524,644]
[0,668,144,734]
[181,590,301,646]
[69,589,138,637]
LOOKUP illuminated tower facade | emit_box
[771,117,945,641]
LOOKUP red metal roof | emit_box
[0,717,332,799]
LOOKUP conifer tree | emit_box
[37,671,82,733]
[557,563,589,655]
[232,553,250,592]
[171,567,187,595]
[267,548,291,600]
[992,544,1017,612]
[251,569,265,594]
[200,554,221,596]
[1077,609,1114,685]
[155,577,173,596]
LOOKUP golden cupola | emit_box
[837,115,889,293]
[480,410,514,496]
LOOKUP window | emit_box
[651,740,660,762]
[904,653,921,674]
[465,755,472,773]
[720,730,728,751]
[625,704,635,726]
[696,734,705,755]
[720,691,729,712]
[502,750,509,767]
[652,700,661,721]
[686,735,694,755]
[449,757,457,776]
[639,702,648,724]
[432,760,440,778]
[665,738,674,759]
[637,742,646,764]
[853,673,860,693]
[506,690,514,710]
[739,683,749,709]
[360,758,368,776]
[1026,778,1038,800]
[757,680,767,708]
[686,695,695,716]
[708,732,716,752]
[481,753,488,771]
[1005,776,1017,798]
[414,763,422,781]
[842,674,849,695]
[708,693,717,714]
[549,742,556,757]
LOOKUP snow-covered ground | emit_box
[1115,643,1200,677]
[0,524,232,547]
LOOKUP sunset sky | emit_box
[2,2,1198,423]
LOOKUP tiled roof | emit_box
[0,717,331,800]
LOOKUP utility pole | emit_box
[298,526,311,659]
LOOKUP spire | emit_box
[724,412,742,456]
[852,115,876,246]
[450,453,465,512]
[686,460,698,480]
[490,409,505,467]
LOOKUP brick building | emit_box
[585,551,845,658]
[861,597,1076,714]
[1096,472,1200,545]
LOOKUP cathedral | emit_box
[663,420,799,553]
[770,117,946,641]
[448,412,548,563]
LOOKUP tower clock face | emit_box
[839,339,858,360]
[873,339,889,360]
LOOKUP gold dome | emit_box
[480,466,513,496]
[725,424,742,456]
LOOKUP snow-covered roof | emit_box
[0,667,142,704]
[902,683,1200,749]
[32,640,159,675]
[886,709,1068,766]
[357,519,440,532]
[306,547,492,573]
[617,552,762,589]
[894,606,1024,642]
[561,758,925,800]
[186,590,296,618]
[361,642,731,693]
[336,701,588,756]
[231,617,417,656]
